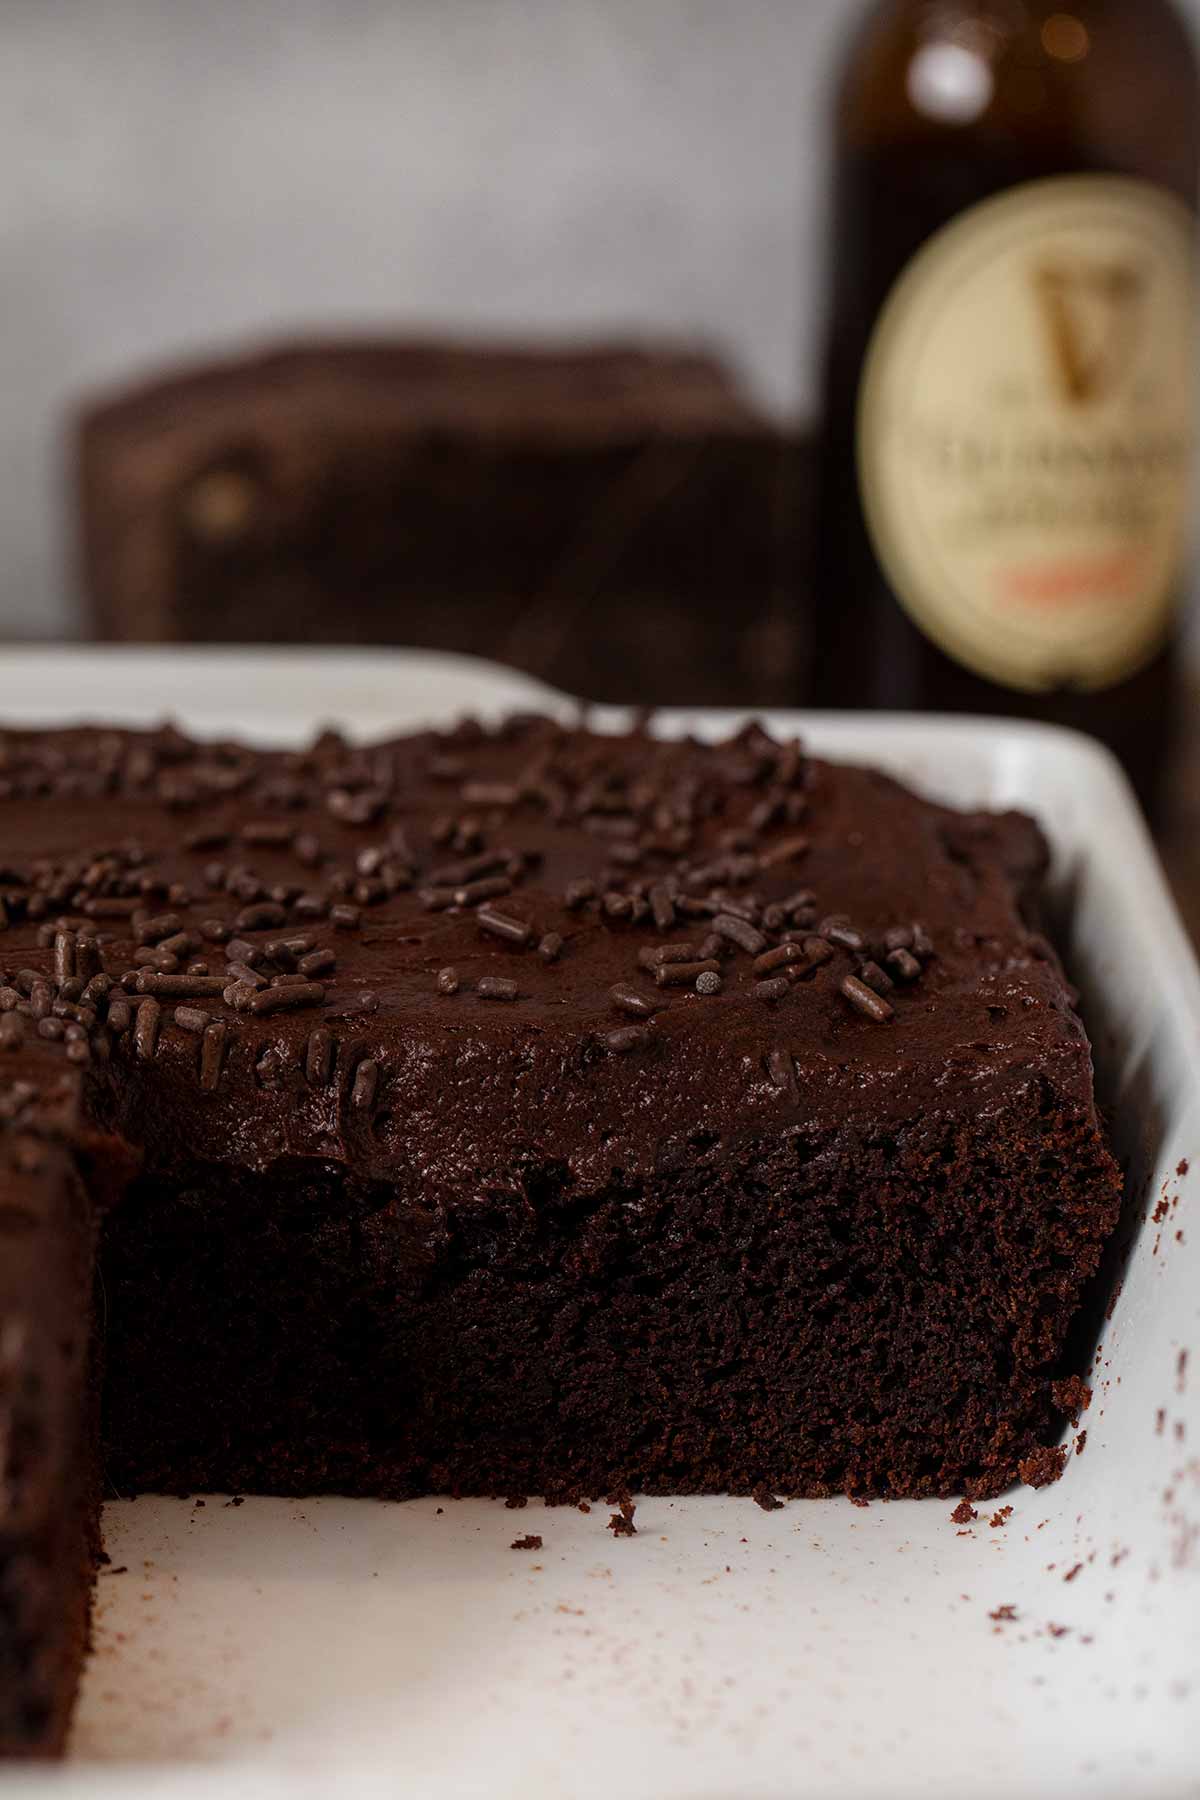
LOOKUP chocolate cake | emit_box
[0,711,1123,1755]
[76,340,806,708]
[0,1047,103,1757]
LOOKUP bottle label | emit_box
[858,176,1197,692]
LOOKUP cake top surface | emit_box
[80,340,765,445]
[0,714,1094,1189]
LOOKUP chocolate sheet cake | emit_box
[0,711,1123,1755]
[77,341,805,708]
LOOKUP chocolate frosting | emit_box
[0,715,1097,1199]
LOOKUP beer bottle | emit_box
[814,0,1199,813]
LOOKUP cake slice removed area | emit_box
[0,711,1108,1508]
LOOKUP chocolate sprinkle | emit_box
[753,943,802,977]
[609,983,665,1019]
[222,982,261,1011]
[766,1048,798,1100]
[841,976,894,1023]
[753,976,790,1003]
[304,1028,335,1086]
[173,1007,209,1034]
[298,949,336,977]
[649,885,676,932]
[247,982,326,1015]
[820,917,867,953]
[351,1058,379,1110]
[83,897,140,919]
[537,932,563,963]
[695,969,723,996]
[265,935,313,964]
[137,913,183,945]
[224,962,267,991]
[455,876,513,907]
[857,962,895,997]
[234,903,287,932]
[886,948,923,983]
[53,933,76,986]
[605,1025,651,1054]
[135,974,229,998]
[158,932,198,959]
[477,976,519,1002]
[199,1021,227,1091]
[477,907,533,947]
[436,967,460,996]
[757,835,811,869]
[134,999,162,1060]
[637,944,699,970]
[711,914,767,956]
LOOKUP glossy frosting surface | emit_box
[0,716,1095,1191]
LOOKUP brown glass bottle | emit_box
[815,0,1199,814]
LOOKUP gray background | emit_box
[3,0,1197,637]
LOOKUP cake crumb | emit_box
[989,1506,1013,1528]
[504,1495,528,1510]
[951,1500,977,1525]
[577,1501,591,1514]
[1018,1445,1068,1489]
[510,1534,543,1552]
[1177,1159,1189,1177]
[606,1492,637,1538]
[1075,1430,1088,1457]
[224,1495,245,1508]
[989,1604,1018,1623]
[1051,1376,1092,1417]
[1063,1562,1084,1583]
[753,1485,785,1513]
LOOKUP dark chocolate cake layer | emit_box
[0,1049,100,1758]
[0,712,1122,1748]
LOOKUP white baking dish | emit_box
[1,646,1195,1800]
